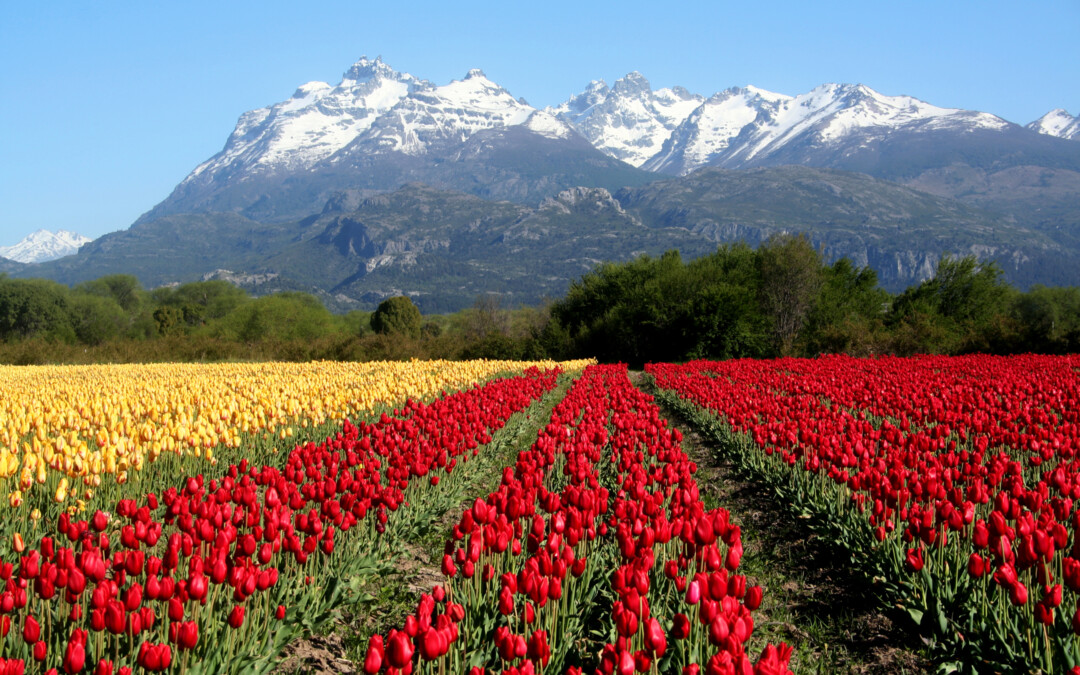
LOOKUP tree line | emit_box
[0,274,560,364]
[551,234,1080,364]
[1,234,1078,365]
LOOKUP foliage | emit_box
[370,296,423,339]
[0,277,75,342]
[0,243,1078,364]
[758,233,823,356]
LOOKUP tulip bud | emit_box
[685,580,701,605]
[363,635,384,674]
[387,631,414,668]
[745,585,763,610]
[228,605,245,629]
[23,615,40,644]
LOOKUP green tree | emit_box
[222,293,335,343]
[370,296,423,338]
[758,233,823,356]
[153,306,183,336]
[889,255,1013,353]
[153,280,248,320]
[0,278,75,342]
[803,258,890,356]
[68,293,127,345]
[1011,285,1080,353]
[76,274,144,314]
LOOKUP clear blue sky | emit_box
[1,0,1077,246]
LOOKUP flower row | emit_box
[0,359,593,513]
[366,364,793,675]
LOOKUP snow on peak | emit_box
[611,71,652,97]
[548,72,704,167]
[0,229,91,264]
[522,110,573,139]
[642,85,790,173]
[184,56,427,181]
[1028,109,1080,140]
[641,82,1012,174]
[342,55,397,82]
[353,68,535,156]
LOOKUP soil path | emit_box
[630,370,928,674]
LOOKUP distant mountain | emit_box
[1028,109,1080,141]
[33,167,1065,311]
[19,57,1080,306]
[615,166,1067,288]
[552,75,1080,251]
[547,73,704,167]
[631,83,1012,175]
[139,57,655,223]
[0,230,91,263]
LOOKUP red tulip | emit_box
[63,640,85,674]
[225,604,244,629]
[905,547,924,573]
[22,616,40,644]
[363,635,384,674]
[386,630,414,668]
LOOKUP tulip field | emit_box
[649,354,1080,673]
[4,354,1080,674]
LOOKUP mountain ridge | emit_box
[11,56,1080,310]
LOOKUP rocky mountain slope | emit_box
[36,167,1064,311]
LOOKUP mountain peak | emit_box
[342,55,398,82]
[1028,108,1080,140]
[464,68,487,80]
[0,229,91,264]
[612,71,651,97]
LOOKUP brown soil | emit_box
[273,631,358,675]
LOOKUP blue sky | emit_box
[1,0,1077,246]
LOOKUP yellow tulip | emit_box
[0,358,594,504]
[55,478,69,503]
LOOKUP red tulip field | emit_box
[649,354,1080,673]
[4,355,1080,673]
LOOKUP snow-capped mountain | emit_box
[1027,109,1080,141]
[0,229,91,263]
[144,56,617,222]
[185,57,426,181]
[133,54,1080,271]
[345,68,536,156]
[184,58,570,186]
[553,79,1011,175]
[547,73,703,167]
